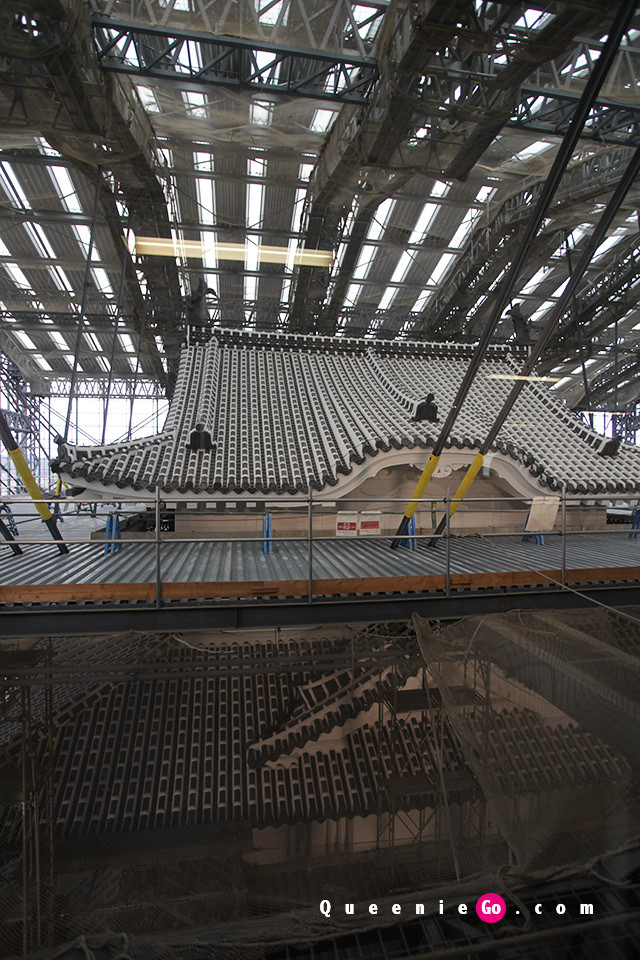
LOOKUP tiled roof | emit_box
[52,329,640,497]
[0,634,627,842]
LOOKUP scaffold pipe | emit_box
[390,0,637,550]
[0,411,68,554]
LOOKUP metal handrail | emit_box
[0,489,638,607]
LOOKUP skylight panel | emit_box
[119,333,135,353]
[50,267,74,294]
[49,331,69,350]
[96,356,110,373]
[520,266,550,296]
[23,222,55,259]
[449,211,477,250]
[251,100,273,125]
[375,184,453,311]
[411,288,433,313]
[344,282,362,305]
[3,263,32,290]
[255,0,286,26]
[352,244,377,281]
[514,9,554,31]
[310,109,336,133]
[136,84,160,113]
[389,251,414,284]
[194,151,213,173]
[245,156,265,303]
[0,239,32,290]
[529,299,555,323]
[49,165,83,213]
[245,242,259,302]
[182,90,207,118]
[512,140,553,163]
[377,287,396,311]
[366,198,395,243]
[353,3,384,42]
[14,331,37,350]
[0,163,30,208]
[92,268,115,297]
[476,185,496,204]
[559,225,589,253]
[33,355,53,371]
[84,332,101,352]
[177,40,202,73]
[448,185,496,250]
[593,234,625,261]
[426,252,456,288]
[36,137,60,158]
[73,225,100,262]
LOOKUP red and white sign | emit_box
[359,511,381,535]
[336,511,358,536]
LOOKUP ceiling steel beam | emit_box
[91,0,389,57]
[412,147,638,340]
[91,15,380,105]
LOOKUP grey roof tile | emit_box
[52,329,640,497]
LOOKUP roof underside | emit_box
[0,1,639,413]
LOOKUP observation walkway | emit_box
[0,494,639,635]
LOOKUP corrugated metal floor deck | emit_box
[0,531,638,607]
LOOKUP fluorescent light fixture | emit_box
[133,237,332,267]
[486,374,565,382]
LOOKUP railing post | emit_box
[308,486,313,603]
[155,486,161,609]
[445,488,451,597]
[561,482,567,588]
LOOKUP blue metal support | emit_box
[522,511,544,545]
[104,512,122,556]
[629,505,640,539]
[262,513,273,555]
[400,515,417,550]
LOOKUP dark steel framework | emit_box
[91,15,380,105]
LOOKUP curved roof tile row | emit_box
[52,329,640,497]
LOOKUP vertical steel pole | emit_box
[102,243,129,445]
[155,486,161,609]
[308,486,313,603]
[64,166,102,442]
[445,489,451,597]
[561,483,567,588]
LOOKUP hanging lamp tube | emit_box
[0,411,68,553]
[428,139,640,545]
[391,0,637,549]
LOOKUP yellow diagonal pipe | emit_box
[405,453,440,521]
[448,452,485,519]
[8,447,53,523]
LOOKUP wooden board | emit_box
[1,565,639,605]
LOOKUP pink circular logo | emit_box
[476,893,506,923]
